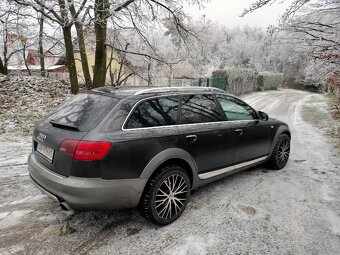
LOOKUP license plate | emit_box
[36,143,54,163]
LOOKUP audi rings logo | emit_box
[37,133,47,142]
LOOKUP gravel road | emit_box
[0,89,339,255]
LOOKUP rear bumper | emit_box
[28,153,147,210]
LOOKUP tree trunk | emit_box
[23,45,32,76]
[116,43,129,85]
[63,25,79,94]
[58,0,78,94]
[147,60,152,86]
[0,57,5,74]
[92,0,109,88]
[69,4,92,89]
[2,20,8,75]
[168,64,173,87]
[38,12,46,77]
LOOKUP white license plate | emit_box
[36,143,54,162]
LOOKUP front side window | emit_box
[216,95,257,121]
[125,97,178,129]
[180,94,223,124]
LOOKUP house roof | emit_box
[7,65,41,71]
[46,65,66,70]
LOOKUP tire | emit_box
[268,134,290,170]
[138,165,191,225]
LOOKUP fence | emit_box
[198,77,228,91]
[131,76,197,87]
[199,70,284,94]
[198,76,256,94]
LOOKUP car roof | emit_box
[92,86,227,97]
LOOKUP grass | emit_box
[301,93,340,151]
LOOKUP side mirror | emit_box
[258,111,269,121]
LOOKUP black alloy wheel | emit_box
[139,165,191,225]
[269,134,291,170]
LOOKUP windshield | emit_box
[46,93,119,131]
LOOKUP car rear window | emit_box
[46,93,119,131]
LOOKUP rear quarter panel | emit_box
[82,127,181,179]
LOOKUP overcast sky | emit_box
[185,0,294,28]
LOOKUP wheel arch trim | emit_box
[139,148,198,183]
[270,126,291,155]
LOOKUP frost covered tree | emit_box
[10,0,205,93]
[0,0,64,76]
[163,15,283,77]
[281,0,340,80]
[0,1,35,75]
[244,0,340,82]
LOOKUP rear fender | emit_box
[139,148,200,187]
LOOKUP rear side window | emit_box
[180,94,223,124]
[46,93,119,131]
[125,97,179,129]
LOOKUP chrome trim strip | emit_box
[198,156,268,180]
[122,119,258,131]
[134,86,225,95]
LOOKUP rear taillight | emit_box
[59,140,111,160]
[59,139,79,158]
[74,141,111,160]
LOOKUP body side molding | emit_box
[198,156,268,180]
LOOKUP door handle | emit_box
[185,134,197,143]
[235,129,243,136]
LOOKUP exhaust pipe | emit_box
[59,202,72,211]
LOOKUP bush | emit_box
[295,80,324,92]
[212,70,228,78]
[256,75,264,91]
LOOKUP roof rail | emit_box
[134,86,225,95]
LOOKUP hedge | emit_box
[211,69,283,94]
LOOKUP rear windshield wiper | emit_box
[49,120,80,131]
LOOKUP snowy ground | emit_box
[0,89,339,255]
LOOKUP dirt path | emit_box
[0,89,339,255]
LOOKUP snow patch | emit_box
[0,210,33,229]
[6,195,46,206]
[164,234,219,255]
[0,244,25,255]
[321,184,336,202]
[326,210,340,235]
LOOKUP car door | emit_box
[177,94,235,174]
[215,95,272,164]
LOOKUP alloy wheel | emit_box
[154,174,188,220]
[278,139,290,165]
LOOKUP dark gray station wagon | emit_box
[28,86,291,225]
